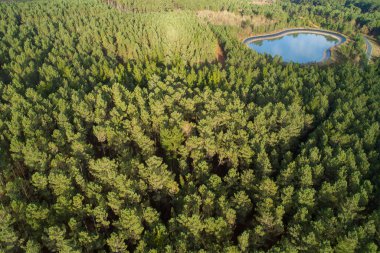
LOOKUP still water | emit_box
[248,33,340,64]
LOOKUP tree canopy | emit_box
[0,0,379,252]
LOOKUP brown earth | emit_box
[216,43,225,65]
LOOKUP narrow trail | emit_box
[216,43,225,65]
[364,36,373,63]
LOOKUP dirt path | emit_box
[364,36,373,62]
[216,43,225,65]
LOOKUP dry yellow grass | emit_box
[196,10,275,27]
[197,10,249,26]
[251,0,275,5]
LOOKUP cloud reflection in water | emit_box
[249,33,338,64]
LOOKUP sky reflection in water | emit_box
[249,33,339,64]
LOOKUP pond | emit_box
[247,31,345,64]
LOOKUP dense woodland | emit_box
[109,0,380,39]
[0,0,380,252]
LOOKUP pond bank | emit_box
[243,28,347,45]
[243,28,348,63]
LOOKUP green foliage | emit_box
[160,127,184,155]
[0,0,379,252]
[109,0,250,13]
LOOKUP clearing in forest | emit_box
[367,36,380,59]
[196,10,275,27]
[251,0,275,5]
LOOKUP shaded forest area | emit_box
[0,0,380,252]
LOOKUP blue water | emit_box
[249,33,339,64]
